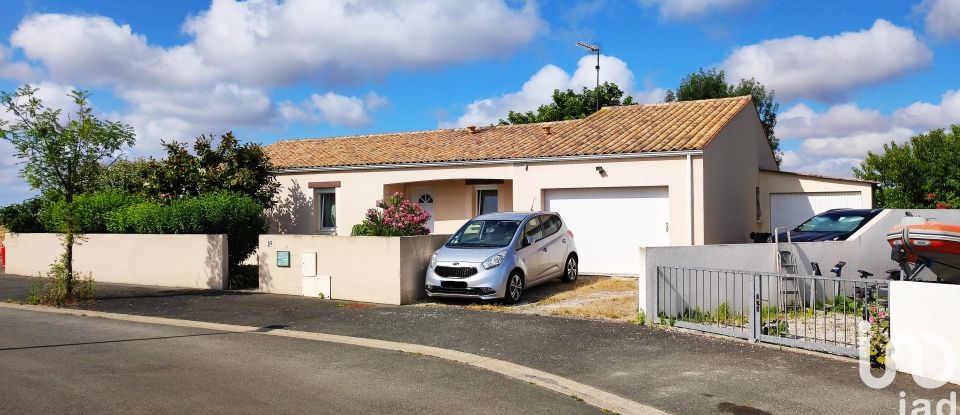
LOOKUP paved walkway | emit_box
[2,274,956,414]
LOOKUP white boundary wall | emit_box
[638,209,960,317]
[890,281,960,386]
[258,234,448,305]
[4,233,228,290]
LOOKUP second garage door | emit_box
[545,187,669,275]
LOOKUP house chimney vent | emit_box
[466,125,477,134]
[542,125,552,135]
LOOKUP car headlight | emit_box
[482,251,506,270]
[430,252,438,268]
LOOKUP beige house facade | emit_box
[266,96,874,274]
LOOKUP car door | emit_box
[516,216,548,280]
[537,215,566,278]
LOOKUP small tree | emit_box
[666,68,781,165]
[0,85,134,296]
[499,82,634,125]
[854,125,960,208]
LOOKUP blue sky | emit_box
[1,0,958,205]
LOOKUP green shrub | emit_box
[350,223,371,236]
[39,190,143,233]
[107,192,267,267]
[762,321,790,337]
[228,264,259,290]
[632,309,647,325]
[657,312,676,326]
[27,259,96,306]
[0,198,47,233]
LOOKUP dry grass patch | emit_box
[549,295,638,321]
[464,303,510,312]
[0,225,6,244]
[430,275,641,323]
[535,276,637,305]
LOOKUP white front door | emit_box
[413,189,435,232]
[770,192,863,232]
[545,187,669,275]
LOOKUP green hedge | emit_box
[0,198,46,233]
[3,191,266,268]
[39,190,143,233]
[107,192,267,266]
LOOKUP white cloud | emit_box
[181,0,544,86]
[639,0,754,21]
[0,2,543,200]
[780,150,864,179]
[799,127,915,158]
[892,89,960,130]
[114,83,275,156]
[917,0,960,40]
[11,14,216,89]
[447,54,664,127]
[722,19,932,101]
[777,103,889,139]
[280,92,389,128]
[449,64,569,127]
[0,45,36,80]
[777,88,960,178]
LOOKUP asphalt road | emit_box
[0,308,604,414]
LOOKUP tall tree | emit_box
[0,85,135,295]
[854,125,960,208]
[666,68,782,165]
[101,132,280,208]
[499,82,634,125]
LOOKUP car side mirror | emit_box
[523,235,535,247]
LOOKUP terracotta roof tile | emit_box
[266,96,753,169]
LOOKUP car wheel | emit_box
[502,272,524,304]
[561,255,578,283]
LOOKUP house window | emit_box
[314,188,336,233]
[477,189,498,215]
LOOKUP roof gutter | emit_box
[273,150,704,174]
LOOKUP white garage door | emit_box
[770,192,863,232]
[545,187,669,275]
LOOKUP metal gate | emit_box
[655,266,889,357]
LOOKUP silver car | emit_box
[425,211,578,303]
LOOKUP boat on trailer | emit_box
[887,215,960,283]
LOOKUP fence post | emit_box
[654,266,661,324]
[750,273,761,342]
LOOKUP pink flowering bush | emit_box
[350,192,431,236]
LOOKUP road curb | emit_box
[0,302,668,415]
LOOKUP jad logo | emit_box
[858,323,958,415]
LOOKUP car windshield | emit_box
[446,219,521,248]
[794,213,867,233]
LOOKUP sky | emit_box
[0,0,958,205]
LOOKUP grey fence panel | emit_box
[656,266,754,340]
[656,266,890,357]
